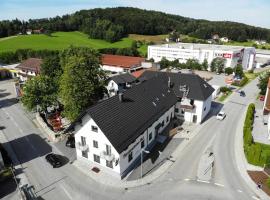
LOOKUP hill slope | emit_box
[0,7,270,42]
[0,31,133,53]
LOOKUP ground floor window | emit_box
[106,160,113,168]
[82,150,88,158]
[141,140,145,148]
[128,152,133,162]
[149,132,152,141]
[93,154,100,163]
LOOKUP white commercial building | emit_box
[148,43,256,70]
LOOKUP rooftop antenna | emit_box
[179,85,189,99]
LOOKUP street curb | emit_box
[73,124,202,188]
[234,99,270,199]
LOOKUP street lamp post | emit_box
[141,149,150,180]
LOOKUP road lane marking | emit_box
[184,178,190,181]
[197,179,210,184]
[251,196,260,200]
[60,185,73,200]
[237,189,243,193]
[214,183,225,187]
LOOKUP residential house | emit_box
[16,58,42,82]
[0,63,20,79]
[69,72,214,179]
[263,78,270,139]
[220,37,229,43]
[107,73,137,97]
[101,54,145,74]
[139,71,214,124]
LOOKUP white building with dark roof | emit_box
[148,43,256,70]
[106,73,137,97]
[69,72,214,179]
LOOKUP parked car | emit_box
[66,135,75,148]
[239,90,246,97]
[45,153,62,168]
[216,111,226,120]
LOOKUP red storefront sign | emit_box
[223,53,232,59]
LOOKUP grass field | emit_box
[0,32,134,53]
[128,34,167,43]
[227,41,270,49]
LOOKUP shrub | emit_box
[220,86,231,93]
[225,67,233,75]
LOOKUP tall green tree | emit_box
[159,57,171,69]
[202,59,209,71]
[59,47,107,121]
[210,57,225,72]
[22,75,58,113]
[41,55,62,79]
[234,64,244,78]
[258,71,270,95]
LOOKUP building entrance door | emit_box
[193,115,197,123]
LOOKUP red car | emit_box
[259,95,265,101]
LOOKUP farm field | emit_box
[0,31,134,53]
[128,34,167,43]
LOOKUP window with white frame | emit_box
[93,154,100,163]
[93,140,98,148]
[106,160,113,168]
[91,125,98,132]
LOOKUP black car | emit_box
[66,136,75,148]
[240,90,246,97]
[45,153,62,168]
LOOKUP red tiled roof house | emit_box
[101,54,145,74]
[16,58,42,82]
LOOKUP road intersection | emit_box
[0,78,267,200]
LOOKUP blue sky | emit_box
[0,0,270,28]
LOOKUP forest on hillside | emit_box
[0,7,270,43]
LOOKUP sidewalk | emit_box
[0,130,28,200]
[73,121,204,188]
[234,101,270,200]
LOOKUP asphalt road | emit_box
[0,78,264,200]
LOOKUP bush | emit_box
[248,69,254,74]
[225,67,233,75]
[220,86,231,93]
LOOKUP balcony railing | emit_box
[180,104,196,112]
[76,142,89,151]
[100,151,115,161]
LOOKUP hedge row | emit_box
[243,103,270,166]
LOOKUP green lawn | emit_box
[0,31,134,53]
[218,91,233,102]
[227,41,270,49]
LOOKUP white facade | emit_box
[107,80,119,97]
[18,69,38,82]
[74,105,175,179]
[175,95,212,124]
[148,43,256,70]
[101,65,143,74]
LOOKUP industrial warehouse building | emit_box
[148,43,256,70]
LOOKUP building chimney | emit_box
[168,77,171,88]
[119,93,124,102]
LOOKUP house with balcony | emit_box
[16,58,42,82]
[139,71,214,124]
[68,71,214,179]
[69,74,177,178]
[107,73,137,97]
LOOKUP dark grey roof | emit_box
[110,73,136,84]
[69,71,214,153]
[75,75,177,153]
[139,71,214,101]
